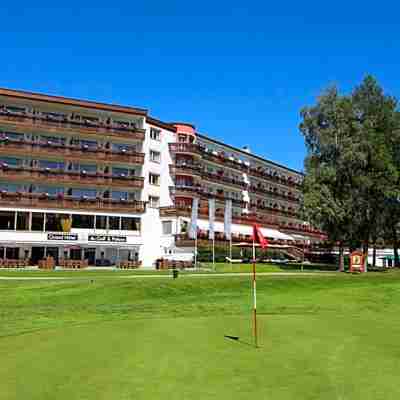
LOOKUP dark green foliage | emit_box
[300,76,400,266]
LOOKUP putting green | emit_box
[2,273,400,399]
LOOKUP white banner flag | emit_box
[189,197,199,239]
[224,199,232,241]
[209,198,215,240]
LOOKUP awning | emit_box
[182,217,294,241]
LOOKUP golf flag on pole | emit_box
[224,199,232,240]
[189,197,199,239]
[251,223,268,349]
[252,223,268,249]
[208,198,215,240]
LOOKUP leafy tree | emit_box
[300,76,400,269]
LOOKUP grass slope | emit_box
[1,272,400,399]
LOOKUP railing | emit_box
[169,163,203,177]
[171,185,247,208]
[159,205,279,228]
[0,111,145,141]
[0,191,147,213]
[202,171,248,190]
[0,138,145,164]
[251,203,299,219]
[200,150,249,172]
[249,186,300,203]
[174,233,290,246]
[280,225,327,237]
[0,166,145,188]
[249,168,302,189]
[169,143,202,155]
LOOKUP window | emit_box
[149,173,160,186]
[38,159,65,170]
[70,188,97,199]
[79,164,97,174]
[150,150,161,163]
[40,135,66,146]
[112,167,130,177]
[121,217,141,231]
[35,186,64,196]
[111,191,129,200]
[2,131,24,141]
[31,213,44,231]
[162,221,173,235]
[95,215,107,229]
[0,211,15,230]
[109,216,120,230]
[72,214,95,229]
[111,143,137,153]
[0,183,24,193]
[149,196,160,208]
[45,213,69,232]
[150,127,161,141]
[16,212,29,230]
[0,157,23,167]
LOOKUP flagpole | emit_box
[212,237,215,271]
[194,230,198,269]
[229,237,232,266]
[252,236,258,348]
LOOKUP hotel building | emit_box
[0,88,324,268]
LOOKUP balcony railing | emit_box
[249,185,300,203]
[0,165,144,189]
[251,203,299,219]
[280,225,327,238]
[169,163,203,177]
[0,110,145,141]
[0,138,145,164]
[202,171,248,190]
[249,167,302,189]
[171,185,247,207]
[0,191,146,213]
[200,150,249,172]
[169,143,202,156]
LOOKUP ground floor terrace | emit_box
[0,243,141,268]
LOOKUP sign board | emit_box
[47,233,78,241]
[88,235,127,243]
[350,251,365,272]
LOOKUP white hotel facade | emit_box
[0,88,325,268]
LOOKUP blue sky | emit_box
[0,1,399,171]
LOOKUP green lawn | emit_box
[2,271,400,399]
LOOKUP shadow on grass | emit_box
[224,335,255,348]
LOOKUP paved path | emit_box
[0,272,337,280]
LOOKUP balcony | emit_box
[279,224,327,239]
[0,110,145,141]
[251,203,300,219]
[0,166,144,189]
[0,191,146,213]
[249,167,302,189]
[169,163,203,178]
[171,184,247,208]
[249,186,299,204]
[169,143,202,156]
[202,171,248,190]
[200,149,249,172]
[0,138,145,165]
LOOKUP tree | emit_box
[300,87,358,270]
[300,76,400,269]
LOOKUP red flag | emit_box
[252,224,268,249]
